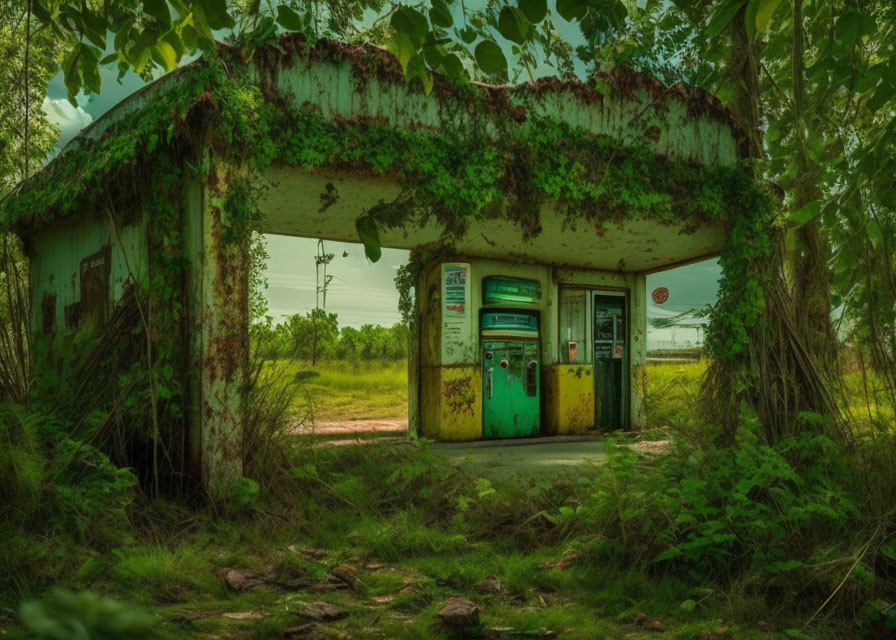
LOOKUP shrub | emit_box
[567,419,860,587]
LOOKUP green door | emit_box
[594,294,626,430]
[482,339,540,438]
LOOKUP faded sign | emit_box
[441,263,472,364]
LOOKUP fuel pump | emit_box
[481,312,540,438]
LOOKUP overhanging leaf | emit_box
[386,32,416,73]
[276,5,305,31]
[498,7,529,45]
[152,41,178,71]
[194,0,235,31]
[706,0,747,40]
[866,219,883,250]
[143,0,172,29]
[355,215,382,263]
[753,0,784,35]
[786,201,820,227]
[429,0,453,28]
[391,6,429,40]
[474,40,507,76]
[556,0,587,22]
[519,0,548,24]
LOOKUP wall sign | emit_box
[651,287,669,304]
[483,277,541,305]
[441,263,472,364]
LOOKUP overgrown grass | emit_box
[272,358,408,421]
[5,358,896,639]
[6,438,836,639]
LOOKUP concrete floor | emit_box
[432,436,608,479]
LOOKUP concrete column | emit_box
[194,162,248,502]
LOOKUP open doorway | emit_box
[643,257,721,430]
[250,234,411,440]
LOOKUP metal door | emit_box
[594,294,626,429]
[481,312,540,438]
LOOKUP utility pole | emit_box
[312,240,335,366]
[315,239,335,309]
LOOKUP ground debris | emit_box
[437,596,482,628]
[647,619,665,632]
[295,601,346,621]
[280,623,320,638]
[289,545,330,560]
[221,611,266,620]
[473,577,506,595]
[329,564,359,587]
[223,569,262,591]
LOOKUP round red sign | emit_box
[652,287,669,304]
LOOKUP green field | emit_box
[276,359,408,421]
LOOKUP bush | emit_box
[0,404,137,601]
[566,419,861,587]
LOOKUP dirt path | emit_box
[289,417,409,443]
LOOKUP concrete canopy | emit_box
[262,167,724,272]
[12,35,745,273]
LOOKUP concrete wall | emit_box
[28,213,149,335]
[418,256,647,441]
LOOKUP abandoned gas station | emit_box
[3,35,747,497]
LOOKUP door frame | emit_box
[555,284,631,430]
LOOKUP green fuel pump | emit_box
[481,312,540,438]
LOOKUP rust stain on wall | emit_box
[443,374,475,416]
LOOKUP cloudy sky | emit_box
[41,23,722,330]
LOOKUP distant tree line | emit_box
[251,309,409,365]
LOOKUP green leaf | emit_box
[391,6,429,40]
[355,215,382,263]
[498,6,529,45]
[81,9,107,48]
[386,32,416,73]
[753,0,784,35]
[152,40,178,71]
[474,40,507,76]
[866,219,883,250]
[439,52,465,80]
[143,0,172,29]
[78,44,102,95]
[519,0,548,24]
[680,599,697,612]
[61,46,83,104]
[429,0,453,28]
[194,0,234,31]
[881,536,896,561]
[556,0,587,22]
[458,26,477,44]
[276,5,304,31]
[99,52,119,65]
[706,0,747,40]
[786,201,820,227]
